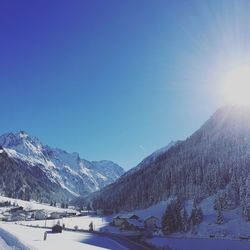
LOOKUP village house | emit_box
[121,219,144,232]
[35,210,47,220]
[25,210,35,220]
[2,212,11,221]
[50,212,61,219]
[9,211,26,221]
[65,211,77,217]
[0,214,5,221]
[9,206,23,213]
[0,201,11,207]
[112,214,140,227]
[52,224,63,233]
[144,216,160,231]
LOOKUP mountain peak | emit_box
[0,131,124,199]
[196,105,250,141]
[0,131,42,153]
[19,130,29,138]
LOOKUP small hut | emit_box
[52,224,63,233]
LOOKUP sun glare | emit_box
[221,66,250,106]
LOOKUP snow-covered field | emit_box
[20,215,111,231]
[0,195,77,214]
[3,194,250,249]
[0,223,128,250]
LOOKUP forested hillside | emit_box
[91,106,250,213]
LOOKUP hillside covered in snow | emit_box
[0,131,124,202]
[91,106,250,217]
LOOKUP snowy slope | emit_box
[0,195,78,214]
[0,223,124,250]
[0,237,12,250]
[91,106,250,211]
[0,131,125,200]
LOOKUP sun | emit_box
[221,66,250,106]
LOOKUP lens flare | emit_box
[220,66,250,106]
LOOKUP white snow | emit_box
[0,131,124,196]
[0,196,78,214]
[19,216,110,232]
[0,223,127,250]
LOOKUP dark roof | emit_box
[114,213,139,220]
[52,224,62,233]
[124,219,144,228]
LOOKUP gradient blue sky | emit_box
[1,0,250,169]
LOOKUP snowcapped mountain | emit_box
[90,106,250,212]
[0,131,124,202]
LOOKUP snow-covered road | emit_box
[147,237,250,250]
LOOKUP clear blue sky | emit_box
[1,0,250,169]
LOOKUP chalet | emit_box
[0,201,11,207]
[10,206,23,213]
[121,219,144,232]
[112,214,140,227]
[52,224,63,233]
[50,212,61,219]
[25,210,35,220]
[35,210,47,220]
[144,216,160,230]
[0,214,5,221]
[11,213,26,221]
[2,212,11,221]
[65,212,77,217]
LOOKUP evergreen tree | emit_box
[216,208,224,225]
[190,205,203,226]
[181,207,189,232]
[173,198,182,230]
[162,199,184,234]
[162,204,176,234]
[242,175,250,221]
[196,207,203,224]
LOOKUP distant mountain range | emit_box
[0,131,124,202]
[90,106,250,213]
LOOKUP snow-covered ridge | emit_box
[122,140,178,178]
[0,131,125,197]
